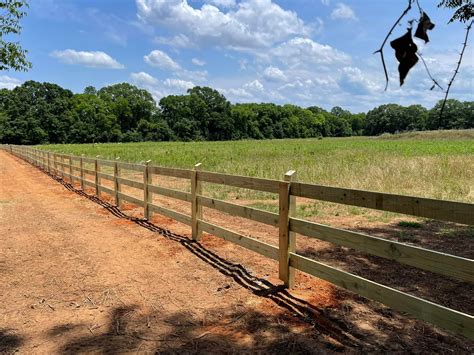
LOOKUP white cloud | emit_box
[263,66,287,82]
[205,0,236,8]
[219,87,254,101]
[164,78,195,90]
[192,58,206,66]
[331,3,358,21]
[244,79,264,92]
[339,66,380,94]
[176,69,208,82]
[136,0,311,49]
[321,0,330,5]
[270,37,351,67]
[0,75,22,90]
[144,49,181,71]
[130,71,159,86]
[154,34,196,48]
[50,49,124,69]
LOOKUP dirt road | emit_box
[0,150,472,353]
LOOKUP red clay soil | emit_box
[0,150,472,353]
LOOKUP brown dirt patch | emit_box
[0,151,472,353]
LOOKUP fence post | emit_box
[94,155,100,196]
[144,160,152,220]
[80,154,85,190]
[47,152,51,174]
[279,170,297,288]
[69,155,73,183]
[191,163,202,241]
[114,157,120,206]
[60,154,64,179]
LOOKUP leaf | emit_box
[390,29,419,86]
[415,12,435,43]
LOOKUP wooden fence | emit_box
[3,144,473,339]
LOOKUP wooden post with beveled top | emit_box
[114,157,120,206]
[191,163,202,240]
[279,170,297,288]
[80,154,85,190]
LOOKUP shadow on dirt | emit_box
[0,329,23,353]
[56,305,344,353]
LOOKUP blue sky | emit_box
[1,0,473,112]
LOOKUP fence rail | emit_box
[2,144,473,340]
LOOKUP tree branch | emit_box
[438,19,473,124]
[374,0,413,91]
[418,52,444,91]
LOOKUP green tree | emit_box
[230,104,262,140]
[0,0,31,71]
[66,94,120,143]
[404,105,428,131]
[187,86,233,141]
[427,99,473,129]
[0,81,72,143]
[83,86,97,95]
[98,83,156,135]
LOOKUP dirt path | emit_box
[0,150,345,353]
[0,151,472,353]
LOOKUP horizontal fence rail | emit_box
[2,144,473,340]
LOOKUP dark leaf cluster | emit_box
[0,0,31,71]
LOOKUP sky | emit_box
[1,0,473,112]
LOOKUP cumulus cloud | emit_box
[164,78,195,90]
[154,34,195,48]
[244,79,264,92]
[192,58,206,66]
[50,49,124,69]
[263,66,287,82]
[205,0,236,8]
[130,71,159,86]
[0,75,22,90]
[270,37,351,67]
[220,87,254,100]
[339,66,380,94]
[136,0,311,49]
[331,3,358,21]
[144,49,181,71]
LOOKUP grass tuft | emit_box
[397,221,422,228]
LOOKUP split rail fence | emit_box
[3,144,473,339]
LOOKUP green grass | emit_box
[397,221,423,228]
[39,130,474,203]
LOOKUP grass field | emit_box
[40,129,474,203]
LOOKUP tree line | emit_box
[0,80,472,144]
